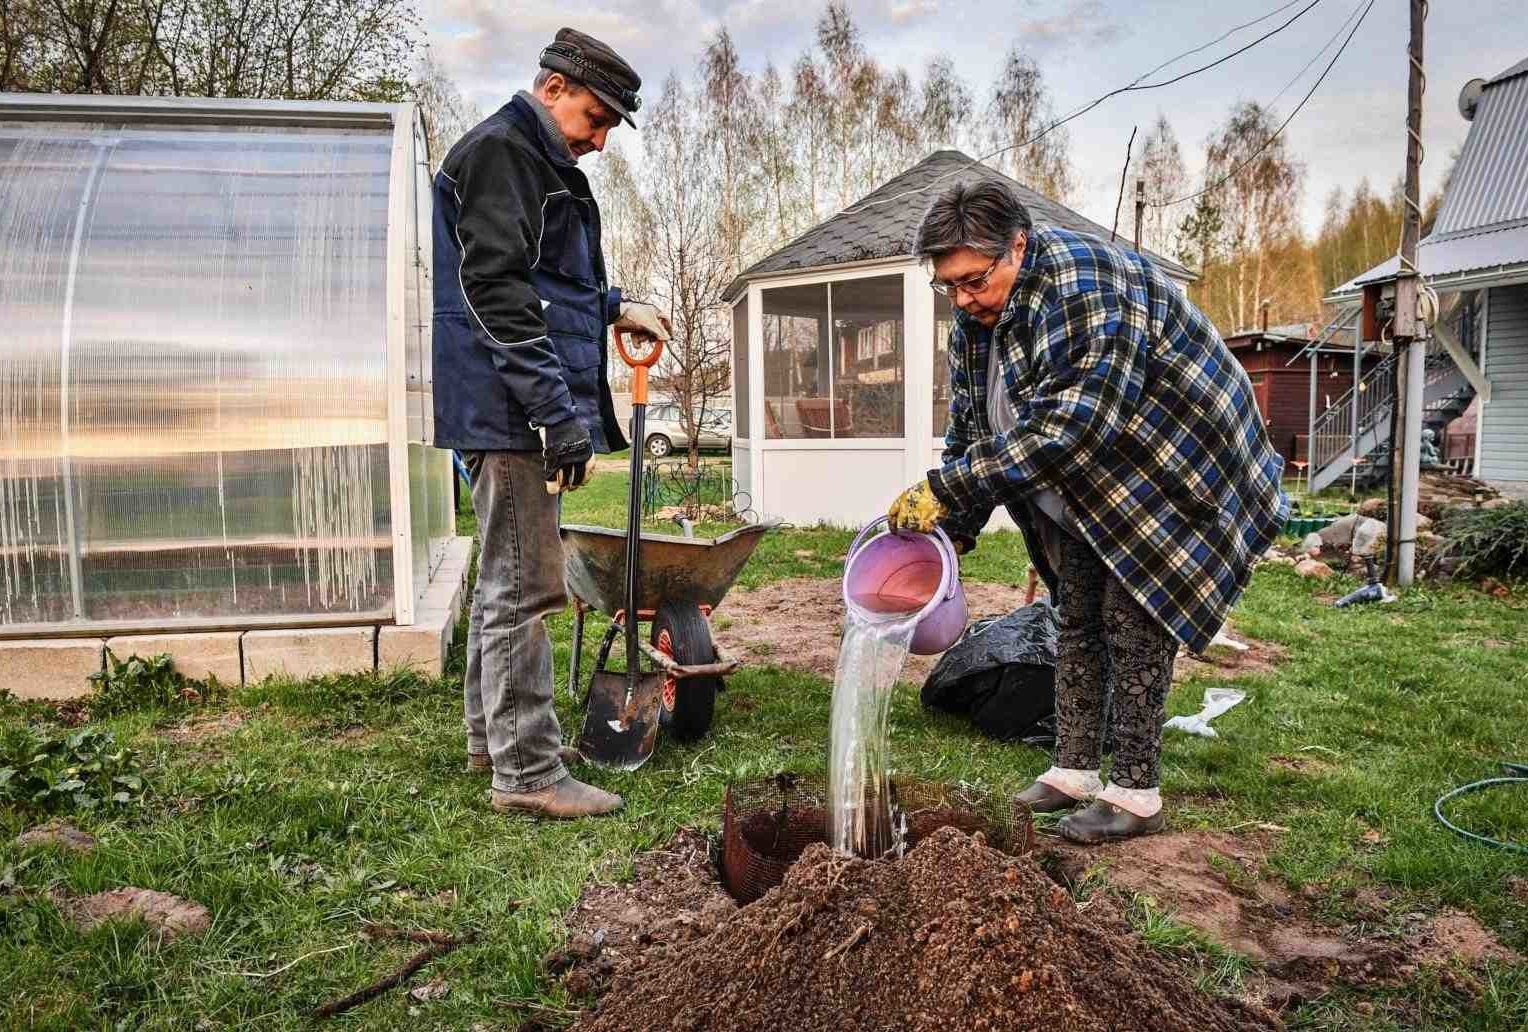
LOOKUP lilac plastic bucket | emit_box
[842,517,968,655]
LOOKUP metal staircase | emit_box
[1306,339,1474,493]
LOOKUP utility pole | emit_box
[1388,0,1428,587]
[1133,179,1145,251]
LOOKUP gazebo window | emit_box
[832,275,903,438]
[762,283,829,438]
[732,298,751,440]
[933,292,956,434]
[761,276,904,439]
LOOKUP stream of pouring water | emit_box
[826,608,920,858]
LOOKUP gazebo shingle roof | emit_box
[723,149,1195,300]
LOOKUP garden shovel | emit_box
[578,330,666,770]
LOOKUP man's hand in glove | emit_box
[887,479,949,534]
[543,419,594,492]
[615,301,673,341]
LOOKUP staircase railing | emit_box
[1309,351,1396,476]
[1306,334,1470,489]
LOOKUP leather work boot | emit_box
[1058,800,1166,844]
[1014,780,1085,814]
[468,745,584,773]
[491,776,623,819]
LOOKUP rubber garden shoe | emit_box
[1057,800,1165,844]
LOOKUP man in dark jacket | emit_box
[433,28,668,819]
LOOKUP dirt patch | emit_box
[161,710,247,745]
[716,577,1283,687]
[1174,631,1286,682]
[547,829,735,999]
[68,887,211,941]
[1044,829,1519,1010]
[715,577,1034,684]
[1411,910,1522,967]
[14,822,97,853]
[569,827,1278,1031]
[1267,753,1334,775]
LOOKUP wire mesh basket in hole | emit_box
[720,772,1033,903]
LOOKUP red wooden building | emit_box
[1223,322,1382,464]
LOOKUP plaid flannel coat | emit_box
[928,226,1289,654]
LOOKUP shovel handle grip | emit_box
[615,329,664,406]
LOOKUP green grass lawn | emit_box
[1,474,1525,1029]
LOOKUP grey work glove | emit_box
[543,419,594,492]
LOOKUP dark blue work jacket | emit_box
[432,94,627,452]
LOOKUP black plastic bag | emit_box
[921,601,1059,743]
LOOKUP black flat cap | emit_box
[539,27,642,128]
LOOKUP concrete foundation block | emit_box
[104,632,244,686]
[380,549,470,677]
[378,607,454,677]
[0,639,105,700]
[242,627,376,683]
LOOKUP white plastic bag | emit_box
[1163,685,1247,739]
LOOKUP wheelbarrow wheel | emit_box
[651,601,719,742]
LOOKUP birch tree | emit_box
[754,60,811,242]
[412,48,480,168]
[918,56,973,153]
[701,28,759,272]
[637,75,734,475]
[787,51,832,221]
[1201,101,1302,331]
[985,46,1072,201]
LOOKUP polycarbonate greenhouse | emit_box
[0,94,455,639]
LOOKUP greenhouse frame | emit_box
[0,94,463,690]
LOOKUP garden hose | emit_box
[1433,762,1528,854]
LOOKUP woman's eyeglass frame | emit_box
[929,253,1004,298]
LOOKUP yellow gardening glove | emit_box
[887,479,949,534]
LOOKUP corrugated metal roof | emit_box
[1332,223,1528,294]
[1332,57,1528,298]
[1432,63,1528,237]
[722,149,1193,300]
[1490,57,1528,83]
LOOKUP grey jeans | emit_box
[462,450,569,794]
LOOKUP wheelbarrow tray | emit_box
[561,521,776,617]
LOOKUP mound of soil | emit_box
[547,829,736,998]
[570,827,1279,1032]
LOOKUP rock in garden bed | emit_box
[14,821,97,853]
[567,827,1279,1032]
[68,888,211,941]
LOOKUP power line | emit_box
[1150,0,1375,208]
[832,0,1325,220]
[1267,0,1369,110]
[1133,0,1312,86]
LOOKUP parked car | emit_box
[644,404,732,458]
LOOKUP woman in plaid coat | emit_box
[889,180,1287,843]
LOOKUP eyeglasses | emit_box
[930,254,1003,298]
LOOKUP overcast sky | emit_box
[422,0,1525,234]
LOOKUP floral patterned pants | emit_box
[1052,534,1180,789]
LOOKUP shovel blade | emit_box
[578,670,664,770]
